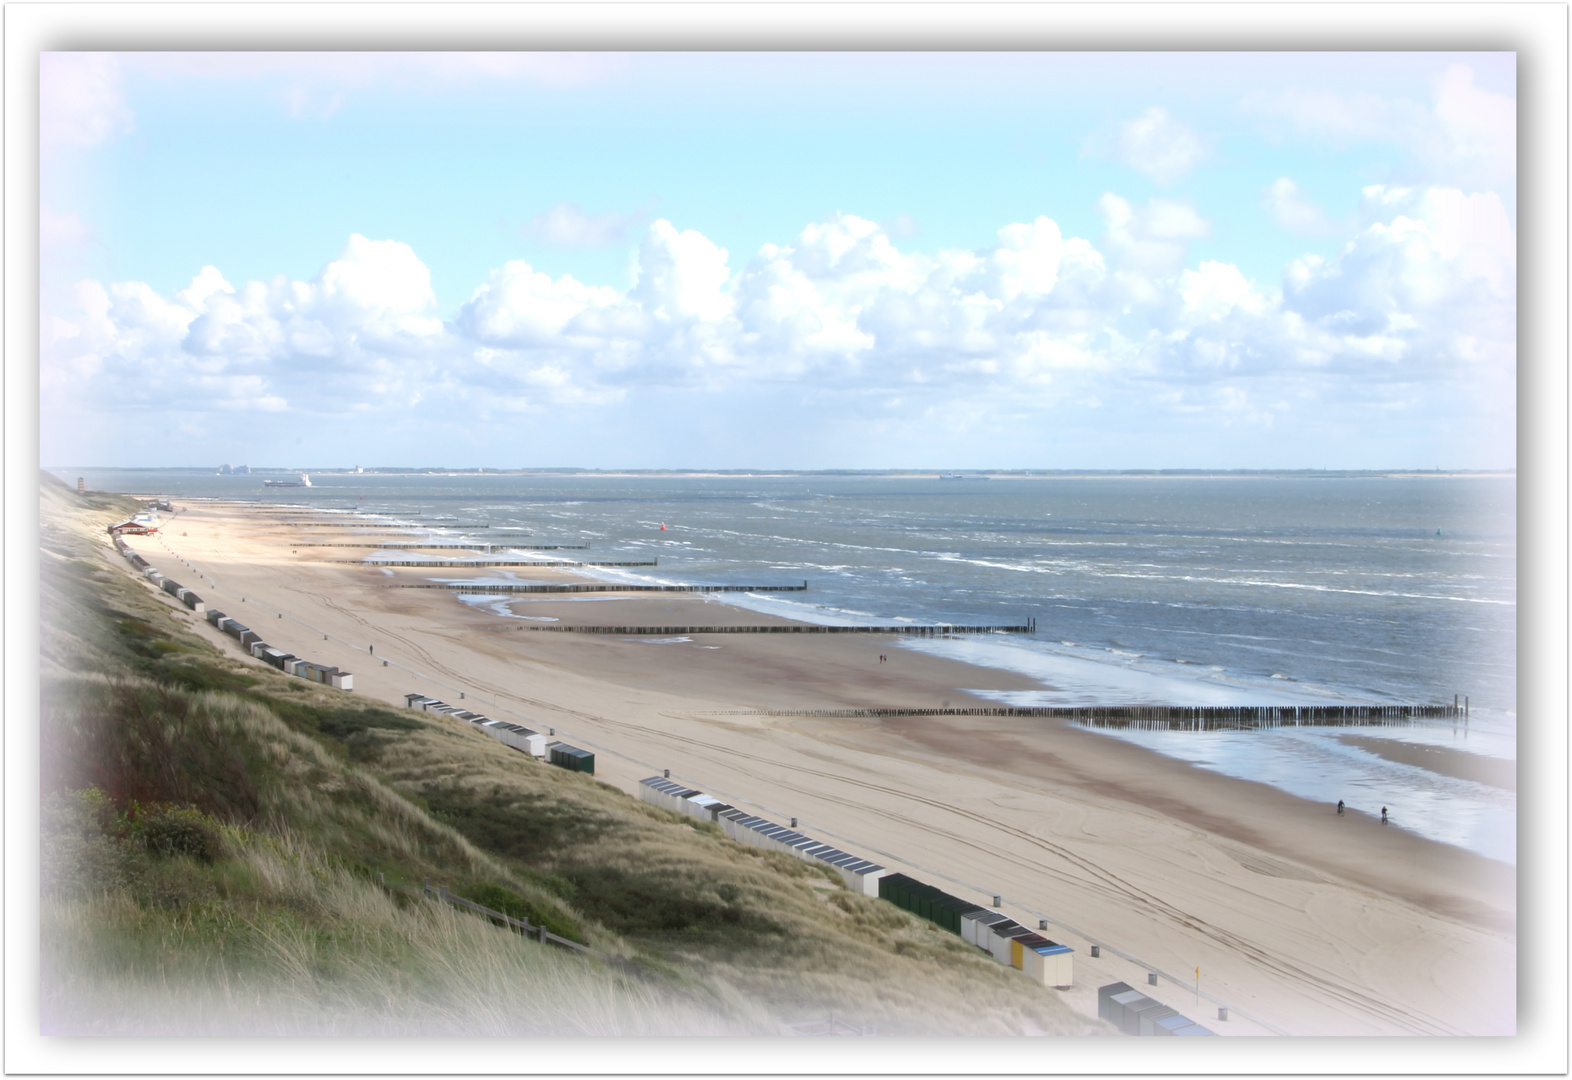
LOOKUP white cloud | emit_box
[43,194,1513,466]
[1243,63,1515,188]
[1113,107,1207,185]
[525,203,644,248]
[631,219,734,324]
[1433,64,1516,187]
[40,53,134,155]
[458,260,622,346]
[1263,177,1337,235]
[1097,194,1209,277]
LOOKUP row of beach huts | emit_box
[1098,981,1217,1036]
[404,694,595,774]
[110,530,354,691]
[636,776,1083,992]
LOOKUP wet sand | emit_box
[1337,734,1516,792]
[118,500,1517,1036]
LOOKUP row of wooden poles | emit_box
[729,703,1461,727]
[399,582,809,594]
[361,559,659,568]
[514,621,1037,635]
[295,542,588,549]
[280,521,505,529]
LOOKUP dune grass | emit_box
[36,473,1102,1036]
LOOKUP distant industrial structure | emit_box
[217,464,250,475]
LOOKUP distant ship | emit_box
[264,473,312,488]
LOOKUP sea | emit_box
[67,469,1517,864]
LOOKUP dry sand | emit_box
[121,500,1517,1036]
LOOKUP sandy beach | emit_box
[121,499,1517,1036]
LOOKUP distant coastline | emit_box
[49,466,1516,480]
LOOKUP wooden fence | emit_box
[379,875,644,977]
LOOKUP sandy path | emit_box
[121,501,1516,1036]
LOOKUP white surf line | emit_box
[148,531,1282,1034]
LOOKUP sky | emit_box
[38,51,1517,471]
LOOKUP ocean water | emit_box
[71,469,1516,862]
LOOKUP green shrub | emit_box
[125,802,223,863]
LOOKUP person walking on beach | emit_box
[1381,806,1388,824]
[1337,799,1344,816]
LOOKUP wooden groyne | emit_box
[718,703,1462,728]
[397,582,809,594]
[281,521,493,529]
[359,559,658,568]
[294,542,586,550]
[515,623,1035,636]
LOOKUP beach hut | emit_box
[1098,982,1136,1024]
[1104,988,1150,1033]
[816,853,885,896]
[1151,1014,1212,1036]
[329,672,353,691]
[981,920,1031,963]
[876,874,981,936]
[960,908,1012,950]
[482,721,547,757]
[681,792,730,821]
[1027,940,1074,988]
[206,609,227,627]
[548,743,594,774]
[1115,993,1174,1037]
[1137,1004,1182,1036]
[637,776,700,814]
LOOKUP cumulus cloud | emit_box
[1097,194,1209,283]
[1111,107,1207,185]
[43,194,1513,464]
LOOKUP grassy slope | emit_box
[38,474,1101,1036]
